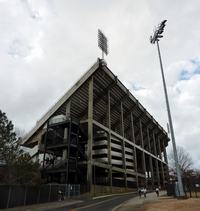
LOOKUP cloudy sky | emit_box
[1,0,200,168]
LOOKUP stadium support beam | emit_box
[162,139,169,182]
[160,161,165,187]
[139,119,147,186]
[120,102,127,188]
[163,140,168,164]
[130,112,139,188]
[153,132,160,187]
[147,127,154,189]
[107,90,113,191]
[87,77,93,191]
[157,136,162,159]
[80,79,115,118]
[158,137,165,187]
[63,104,70,183]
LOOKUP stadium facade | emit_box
[22,59,169,191]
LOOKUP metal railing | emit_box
[0,184,80,209]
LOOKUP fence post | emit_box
[57,185,59,201]
[23,186,27,206]
[65,184,67,199]
[195,185,197,198]
[37,187,41,204]
[6,186,11,209]
[48,184,52,202]
[68,184,70,199]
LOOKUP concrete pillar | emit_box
[157,136,162,159]
[158,137,165,187]
[130,112,139,188]
[87,77,93,190]
[36,139,41,162]
[107,90,112,191]
[63,127,68,160]
[42,123,49,170]
[153,132,160,187]
[147,128,154,189]
[139,120,147,186]
[162,139,169,182]
[63,127,68,183]
[63,102,71,183]
[160,161,165,188]
[162,140,168,164]
[120,102,127,188]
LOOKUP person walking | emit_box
[138,188,142,198]
[143,188,147,198]
[155,187,159,197]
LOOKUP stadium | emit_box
[22,58,169,194]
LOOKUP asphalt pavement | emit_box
[4,191,165,211]
[113,191,166,211]
[47,192,138,211]
[48,191,166,211]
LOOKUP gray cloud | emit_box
[0,0,200,168]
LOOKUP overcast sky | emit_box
[1,0,200,168]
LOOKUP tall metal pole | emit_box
[156,40,184,197]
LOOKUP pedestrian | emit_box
[155,187,159,197]
[58,190,62,201]
[138,188,142,198]
[58,190,64,201]
[143,188,147,198]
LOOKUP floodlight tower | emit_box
[98,29,108,60]
[150,20,185,197]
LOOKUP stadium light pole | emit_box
[150,20,185,197]
[98,29,108,60]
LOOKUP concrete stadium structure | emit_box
[22,59,169,192]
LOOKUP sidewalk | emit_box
[113,191,166,211]
[2,199,83,211]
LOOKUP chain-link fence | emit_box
[0,184,80,209]
[167,178,200,198]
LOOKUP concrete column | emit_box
[131,112,139,188]
[87,77,93,190]
[139,120,147,186]
[157,136,162,159]
[147,128,154,189]
[42,123,49,170]
[162,140,168,164]
[120,102,127,188]
[63,101,71,183]
[63,127,68,183]
[162,139,169,182]
[153,132,160,187]
[160,161,165,188]
[65,101,71,117]
[36,139,41,162]
[158,137,165,187]
[107,90,112,191]
[63,127,68,160]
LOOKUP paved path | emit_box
[3,191,166,211]
[2,199,83,211]
[3,192,138,211]
[113,191,166,211]
[49,192,138,211]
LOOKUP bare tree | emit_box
[169,146,193,176]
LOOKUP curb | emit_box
[3,200,83,211]
[92,191,137,200]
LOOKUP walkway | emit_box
[2,199,83,211]
[113,191,166,211]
